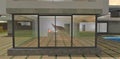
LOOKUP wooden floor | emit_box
[0,34,120,59]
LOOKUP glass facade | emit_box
[13,14,96,48]
[97,23,107,33]
[14,15,38,47]
[73,15,96,47]
[39,16,71,47]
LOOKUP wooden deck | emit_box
[0,35,120,59]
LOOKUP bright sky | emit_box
[109,0,120,5]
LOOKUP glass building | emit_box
[6,0,109,55]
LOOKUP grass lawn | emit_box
[75,31,95,38]
[0,31,6,33]
[14,30,37,47]
[0,31,7,36]
[15,30,34,37]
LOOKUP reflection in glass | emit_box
[39,16,71,47]
[97,23,107,33]
[14,15,96,48]
[73,15,95,47]
[14,15,38,47]
[40,16,55,47]
[56,16,71,47]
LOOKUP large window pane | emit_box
[14,15,38,47]
[73,15,96,47]
[40,16,55,47]
[39,16,71,47]
[56,16,71,47]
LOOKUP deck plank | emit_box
[42,55,55,59]
[84,38,116,59]
[1,34,120,59]
[27,56,40,59]
[40,37,52,47]
[71,55,84,59]
[57,56,70,59]
[100,52,114,59]
[12,56,27,59]
[0,56,12,59]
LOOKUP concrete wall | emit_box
[0,0,6,14]
[7,0,109,15]
[7,0,105,9]
[108,22,120,33]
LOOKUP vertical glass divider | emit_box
[55,16,57,47]
[38,15,40,48]
[95,15,97,48]
[12,14,15,48]
[71,15,73,47]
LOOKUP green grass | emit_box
[14,30,37,47]
[15,30,34,37]
[0,31,6,33]
[0,31,7,36]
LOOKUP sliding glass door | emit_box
[56,16,71,47]
[39,16,71,47]
[39,16,55,47]
[13,14,96,48]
